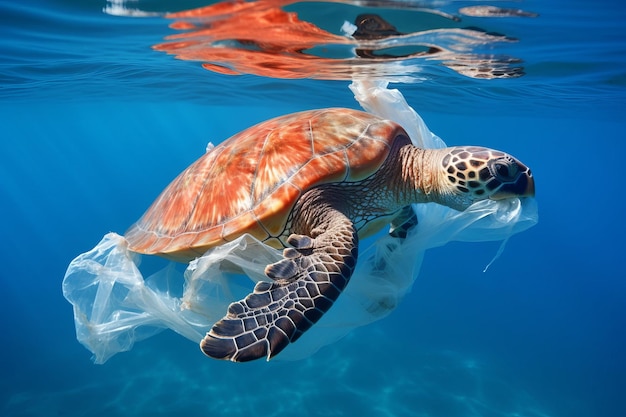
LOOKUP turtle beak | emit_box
[491,161,535,200]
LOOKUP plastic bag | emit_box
[62,233,283,363]
[63,81,538,363]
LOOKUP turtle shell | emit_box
[125,108,405,261]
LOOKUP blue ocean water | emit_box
[1,0,625,416]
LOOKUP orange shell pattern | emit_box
[125,108,403,261]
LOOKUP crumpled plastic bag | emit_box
[63,80,538,363]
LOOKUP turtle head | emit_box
[433,146,535,210]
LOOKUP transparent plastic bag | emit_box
[63,81,538,363]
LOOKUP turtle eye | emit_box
[488,157,518,182]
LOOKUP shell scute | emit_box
[217,211,270,244]
[345,134,392,181]
[252,182,302,236]
[252,123,314,202]
[291,152,349,191]
[345,120,397,180]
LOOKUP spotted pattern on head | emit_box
[441,146,534,202]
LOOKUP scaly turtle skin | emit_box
[125,108,534,362]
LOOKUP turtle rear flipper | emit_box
[200,200,358,362]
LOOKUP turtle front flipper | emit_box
[200,204,358,362]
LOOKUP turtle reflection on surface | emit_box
[153,0,536,80]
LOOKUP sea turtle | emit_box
[125,108,534,362]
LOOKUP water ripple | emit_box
[151,0,534,81]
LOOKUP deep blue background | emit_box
[1,1,625,416]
